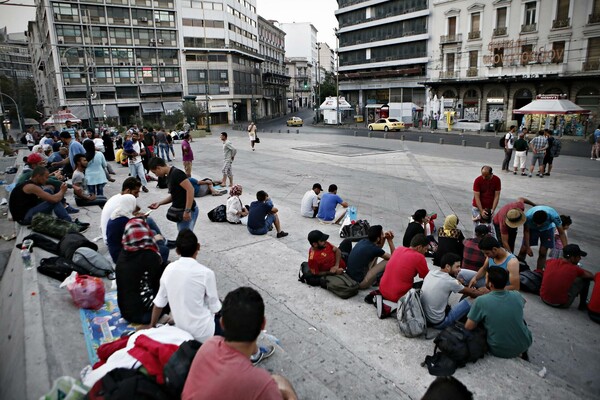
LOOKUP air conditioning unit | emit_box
[137,60,143,65]
[128,61,133,65]
[150,38,156,43]
[158,39,164,43]
[64,80,70,85]
[138,80,144,84]
[130,78,136,84]
[114,78,121,83]
[155,18,160,22]
[160,77,166,82]
[140,17,148,22]
[159,61,165,66]
[120,62,126,65]
[90,78,97,83]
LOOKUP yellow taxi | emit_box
[286,116,303,127]
[368,118,405,132]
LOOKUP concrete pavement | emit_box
[1,130,599,399]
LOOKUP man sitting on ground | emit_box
[421,253,488,329]
[247,190,288,238]
[182,287,297,400]
[460,236,520,291]
[376,234,430,318]
[306,230,345,276]
[300,183,322,218]
[317,184,349,224]
[346,225,395,289]
[465,267,533,359]
[541,244,594,310]
[461,225,490,272]
[72,154,107,208]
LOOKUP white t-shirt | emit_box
[130,141,144,164]
[226,195,247,225]
[300,190,319,218]
[505,132,514,150]
[153,257,222,343]
[101,194,124,244]
[421,269,464,324]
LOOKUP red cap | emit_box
[27,153,44,165]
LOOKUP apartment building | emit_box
[335,0,430,123]
[258,16,289,118]
[279,22,318,107]
[0,29,33,82]
[285,57,312,112]
[425,0,600,130]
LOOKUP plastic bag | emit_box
[40,376,88,400]
[61,272,105,310]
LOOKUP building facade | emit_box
[279,22,318,104]
[317,41,335,76]
[0,29,33,82]
[424,0,600,133]
[285,57,312,112]
[335,0,430,123]
[258,16,289,118]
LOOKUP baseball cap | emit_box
[505,208,526,228]
[307,230,329,244]
[475,224,490,235]
[27,153,44,165]
[563,244,587,258]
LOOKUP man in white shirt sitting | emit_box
[300,183,322,218]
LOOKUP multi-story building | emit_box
[0,28,33,82]
[317,41,335,77]
[335,0,430,123]
[285,57,312,111]
[279,22,318,105]
[424,0,600,131]
[258,16,289,118]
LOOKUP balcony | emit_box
[493,27,507,37]
[468,31,481,40]
[467,67,478,77]
[439,71,456,79]
[552,18,570,29]
[440,33,462,44]
[583,60,600,71]
[521,23,537,33]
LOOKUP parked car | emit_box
[368,118,405,132]
[286,117,303,127]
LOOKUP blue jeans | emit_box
[248,213,276,235]
[129,162,148,186]
[176,206,199,232]
[458,269,486,289]
[23,200,72,225]
[88,183,106,196]
[159,143,171,161]
[430,298,472,330]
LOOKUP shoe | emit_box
[250,345,275,366]
[513,171,517,175]
[276,231,289,238]
[528,174,532,178]
[544,173,550,176]
[539,174,543,178]
[166,240,177,249]
[252,148,255,151]
[521,173,528,176]
[364,290,378,305]
[74,219,90,233]
[65,204,79,214]
[142,186,149,193]
[375,295,392,319]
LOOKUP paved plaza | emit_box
[1,128,599,399]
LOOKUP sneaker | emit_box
[74,219,90,233]
[65,204,79,214]
[539,174,543,178]
[276,231,288,238]
[528,174,532,178]
[521,173,528,176]
[250,345,275,366]
[544,173,550,176]
[513,171,517,175]
[166,240,177,249]
[364,290,378,305]
[142,186,149,193]
[375,295,392,319]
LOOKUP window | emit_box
[493,47,504,67]
[552,41,565,63]
[471,13,480,33]
[448,16,456,36]
[469,50,478,68]
[556,0,569,20]
[53,3,78,16]
[446,53,455,73]
[524,2,536,26]
[496,7,507,28]
[594,0,600,15]
[521,44,533,65]
[586,37,600,62]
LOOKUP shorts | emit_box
[531,153,545,167]
[247,213,276,235]
[222,160,232,177]
[543,153,554,165]
[527,228,554,249]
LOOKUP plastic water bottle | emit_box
[21,245,34,270]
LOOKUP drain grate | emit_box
[293,144,402,157]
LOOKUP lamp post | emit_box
[205,55,211,133]
[315,43,321,123]
[0,91,23,136]
[334,28,340,125]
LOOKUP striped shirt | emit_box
[529,135,548,152]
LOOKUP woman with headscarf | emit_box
[102,130,115,161]
[433,214,465,266]
[83,139,110,196]
[226,184,249,225]
[116,216,166,324]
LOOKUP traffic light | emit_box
[303,81,308,89]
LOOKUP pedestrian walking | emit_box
[248,121,257,151]
[124,131,149,192]
[181,133,193,177]
[156,129,171,162]
[220,132,237,187]
[501,125,516,172]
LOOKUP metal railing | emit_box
[493,27,507,36]
[467,67,478,77]
[439,71,456,79]
[468,31,481,40]
[440,33,462,44]
[521,23,537,33]
[552,18,570,29]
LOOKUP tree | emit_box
[0,75,39,121]
[181,101,201,124]
[317,72,337,104]
[162,109,184,130]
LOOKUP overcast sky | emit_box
[0,0,339,47]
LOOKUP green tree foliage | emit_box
[162,109,184,129]
[317,72,337,104]
[181,101,201,123]
[0,75,39,121]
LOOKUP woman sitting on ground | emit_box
[434,214,465,266]
[116,216,166,324]
[403,209,428,247]
[226,184,249,225]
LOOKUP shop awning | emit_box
[513,97,591,115]
[141,102,164,113]
[139,85,163,94]
[319,96,353,111]
[69,105,119,119]
[42,113,81,126]
[163,101,182,113]
[365,103,385,109]
[162,84,183,93]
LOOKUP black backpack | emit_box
[340,220,370,239]
[298,262,326,287]
[58,232,99,261]
[207,204,227,222]
[163,340,202,397]
[157,175,168,189]
[20,135,27,145]
[499,136,505,148]
[520,270,543,294]
[17,233,60,255]
[37,256,86,281]
[425,322,488,373]
[86,368,169,400]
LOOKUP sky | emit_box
[0,3,35,35]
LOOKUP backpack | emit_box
[499,136,505,148]
[20,135,28,145]
[37,256,86,282]
[207,204,227,222]
[157,175,168,189]
[324,274,359,299]
[31,213,81,239]
[431,322,488,368]
[550,138,562,157]
[340,219,370,239]
[163,340,202,398]
[71,247,115,279]
[58,232,99,260]
[520,270,543,294]
[86,368,169,400]
[397,289,427,338]
[298,262,326,287]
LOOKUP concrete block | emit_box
[419,136,423,142]
[439,138,444,145]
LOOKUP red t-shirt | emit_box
[379,247,429,302]
[308,242,346,274]
[588,273,600,314]
[182,336,282,400]
[493,200,525,235]
[540,259,586,305]
[472,175,501,209]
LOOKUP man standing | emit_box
[149,157,198,231]
[63,120,77,140]
[528,130,548,178]
[501,125,516,172]
[72,154,107,208]
[124,131,149,193]
[25,126,36,150]
[541,129,557,176]
[518,205,568,271]
[317,184,349,224]
[306,230,345,276]
[300,183,322,218]
[591,125,600,159]
[541,244,594,310]
[247,190,288,238]
[248,121,257,151]
[492,197,536,253]
[346,225,395,289]
[465,267,532,360]
[220,132,237,188]
[512,130,529,175]
[156,129,171,161]
[181,133,193,177]
[471,165,501,234]
[143,127,156,158]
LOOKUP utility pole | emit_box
[316,43,321,123]
[334,29,340,125]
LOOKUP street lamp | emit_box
[315,43,321,123]
[0,91,23,137]
[334,28,340,125]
